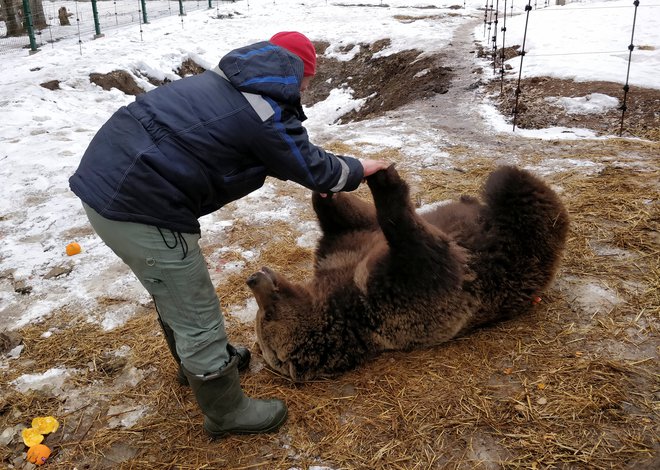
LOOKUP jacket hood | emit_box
[219,41,304,105]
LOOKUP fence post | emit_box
[208,0,213,8]
[492,0,500,72]
[91,0,105,38]
[512,0,533,132]
[141,0,150,23]
[500,0,508,93]
[179,0,186,16]
[21,0,40,54]
[619,0,640,137]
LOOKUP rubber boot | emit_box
[157,316,250,385]
[183,356,288,436]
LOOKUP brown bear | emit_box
[247,165,569,381]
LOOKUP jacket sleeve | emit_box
[246,100,364,193]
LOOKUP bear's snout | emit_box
[246,273,260,288]
[246,268,276,292]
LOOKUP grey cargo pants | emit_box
[82,203,230,375]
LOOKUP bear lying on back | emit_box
[248,165,569,381]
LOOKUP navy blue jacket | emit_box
[69,41,363,233]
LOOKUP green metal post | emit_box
[179,0,186,16]
[21,0,39,53]
[91,0,104,38]
[208,0,213,8]
[141,0,149,23]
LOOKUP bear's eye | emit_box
[264,308,276,321]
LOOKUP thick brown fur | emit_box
[247,165,569,381]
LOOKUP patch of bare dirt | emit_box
[39,80,60,90]
[176,58,206,77]
[304,39,453,123]
[476,42,522,63]
[487,77,660,141]
[78,45,659,143]
[82,45,453,125]
[89,70,144,96]
[88,58,207,95]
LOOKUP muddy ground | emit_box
[4,25,659,470]
[74,38,659,141]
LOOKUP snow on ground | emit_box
[484,0,660,89]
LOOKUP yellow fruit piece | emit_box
[21,428,44,447]
[66,242,81,256]
[32,416,60,434]
[27,443,52,466]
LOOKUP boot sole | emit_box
[204,409,288,438]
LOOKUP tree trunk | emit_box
[29,0,46,30]
[1,0,25,37]
[58,6,69,26]
[0,0,47,37]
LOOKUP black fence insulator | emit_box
[512,0,534,132]
[619,0,640,136]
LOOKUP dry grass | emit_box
[214,219,315,309]
[1,140,658,469]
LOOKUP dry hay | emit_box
[217,231,314,310]
[1,142,658,469]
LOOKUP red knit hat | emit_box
[270,31,317,77]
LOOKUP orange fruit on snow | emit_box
[26,443,51,465]
[66,242,81,256]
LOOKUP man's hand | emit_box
[361,159,390,178]
[319,159,389,197]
